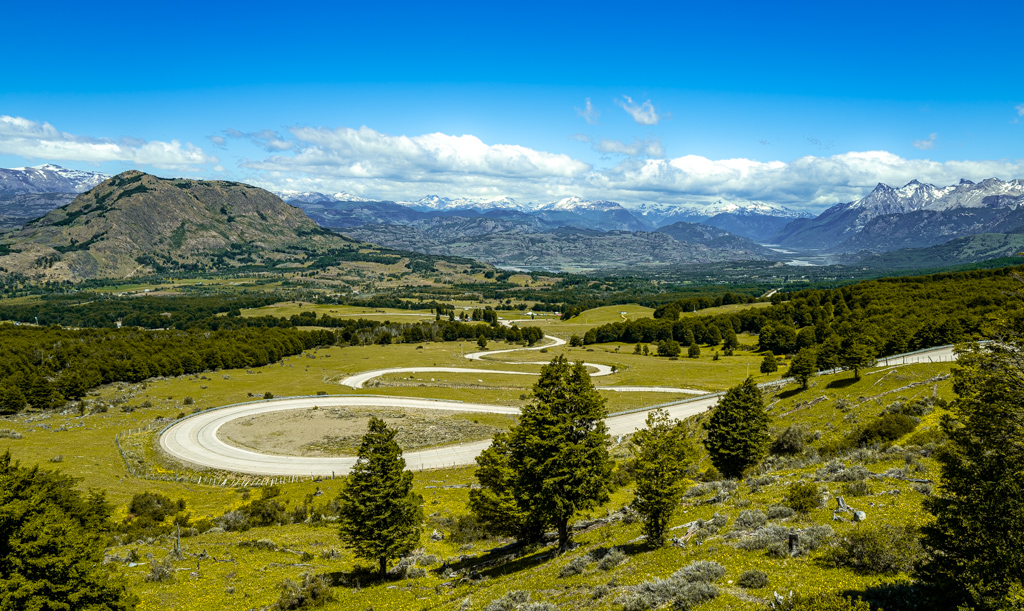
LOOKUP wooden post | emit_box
[788,533,800,556]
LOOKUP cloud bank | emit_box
[0,115,216,169]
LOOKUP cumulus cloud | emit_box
[913,133,938,150]
[575,98,600,124]
[587,150,1024,207]
[594,137,664,158]
[615,96,662,125]
[244,125,590,183]
[234,123,1024,210]
[0,115,216,169]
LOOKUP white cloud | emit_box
[1017,104,1024,116]
[594,137,664,158]
[244,125,590,183]
[0,115,216,169]
[208,135,227,146]
[234,123,1024,210]
[912,133,938,150]
[588,150,1024,207]
[615,96,662,125]
[575,98,600,124]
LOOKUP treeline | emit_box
[0,293,282,329]
[584,265,1024,362]
[0,325,335,413]
[0,313,541,413]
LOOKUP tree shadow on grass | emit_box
[826,377,859,390]
[774,387,806,401]
[840,580,925,611]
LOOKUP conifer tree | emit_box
[688,343,701,359]
[511,356,611,548]
[760,352,778,375]
[787,347,817,390]
[840,337,875,380]
[632,410,696,546]
[703,378,771,479]
[0,452,138,610]
[337,417,422,576]
[919,337,1024,610]
[472,356,611,548]
[722,326,740,351]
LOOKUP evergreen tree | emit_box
[657,339,681,357]
[759,352,778,375]
[476,356,611,549]
[632,410,696,546]
[703,378,771,479]
[477,336,488,350]
[840,337,875,380]
[707,324,722,346]
[0,452,138,610]
[337,417,422,575]
[722,326,740,351]
[467,433,542,542]
[0,383,26,415]
[787,348,817,390]
[688,343,701,359]
[919,336,1024,610]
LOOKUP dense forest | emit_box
[0,312,538,414]
[584,266,1024,364]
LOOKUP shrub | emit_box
[0,429,23,439]
[832,465,870,482]
[684,482,719,498]
[129,492,186,523]
[144,554,175,582]
[218,510,250,532]
[676,560,725,584]
[264,392,275,400]
[842,480,872,497]
[485,590,531,611]
[772,592,872,610]
[559,553,592,577]
[766,505,796,520]
[273,572,334,610]
[182,397,194,405]
[736,569,768,589]
[785,482,822,513]
[852,413,918,447]
[597,548,626,570]
[733,509,767,530]
[771,425,806,455]
[823,524,923,574]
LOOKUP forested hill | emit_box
[585,265,1024,366]
[0,171,350,281]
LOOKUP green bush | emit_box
[273,572,333,610]
[842,480,872,497]
[784,482,822,513]
[823,524,923,574]
[771,424,806,455]
[736,569,768,589]
[772,592,872,610]
[852,413,918,447]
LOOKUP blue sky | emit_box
[2,0,1022,210]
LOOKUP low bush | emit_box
[736,569,768,589]
[823,524,923,574]
[559,553,593,577]
[785,482,822,513]
[617,561,723,610]
[485,591,531,611]
[733,509,767,531]
[842,480,872,497]
[144,554,175,583]
[852,413,918,447]
[771,425,806,455]
[766,505,796,520]
[597,548,626,571]
[273,572,334,610]
[772,592,872,610]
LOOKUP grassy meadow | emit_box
[0,301,958,610]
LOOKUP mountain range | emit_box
[3,165,1024,272]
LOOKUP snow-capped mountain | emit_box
[774,177,1024,252]
[0,164,109,196]
[276,190,373,203]
[402,195,530,213]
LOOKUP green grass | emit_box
[0,322,959,610]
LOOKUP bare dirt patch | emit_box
[217,406,515,457]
